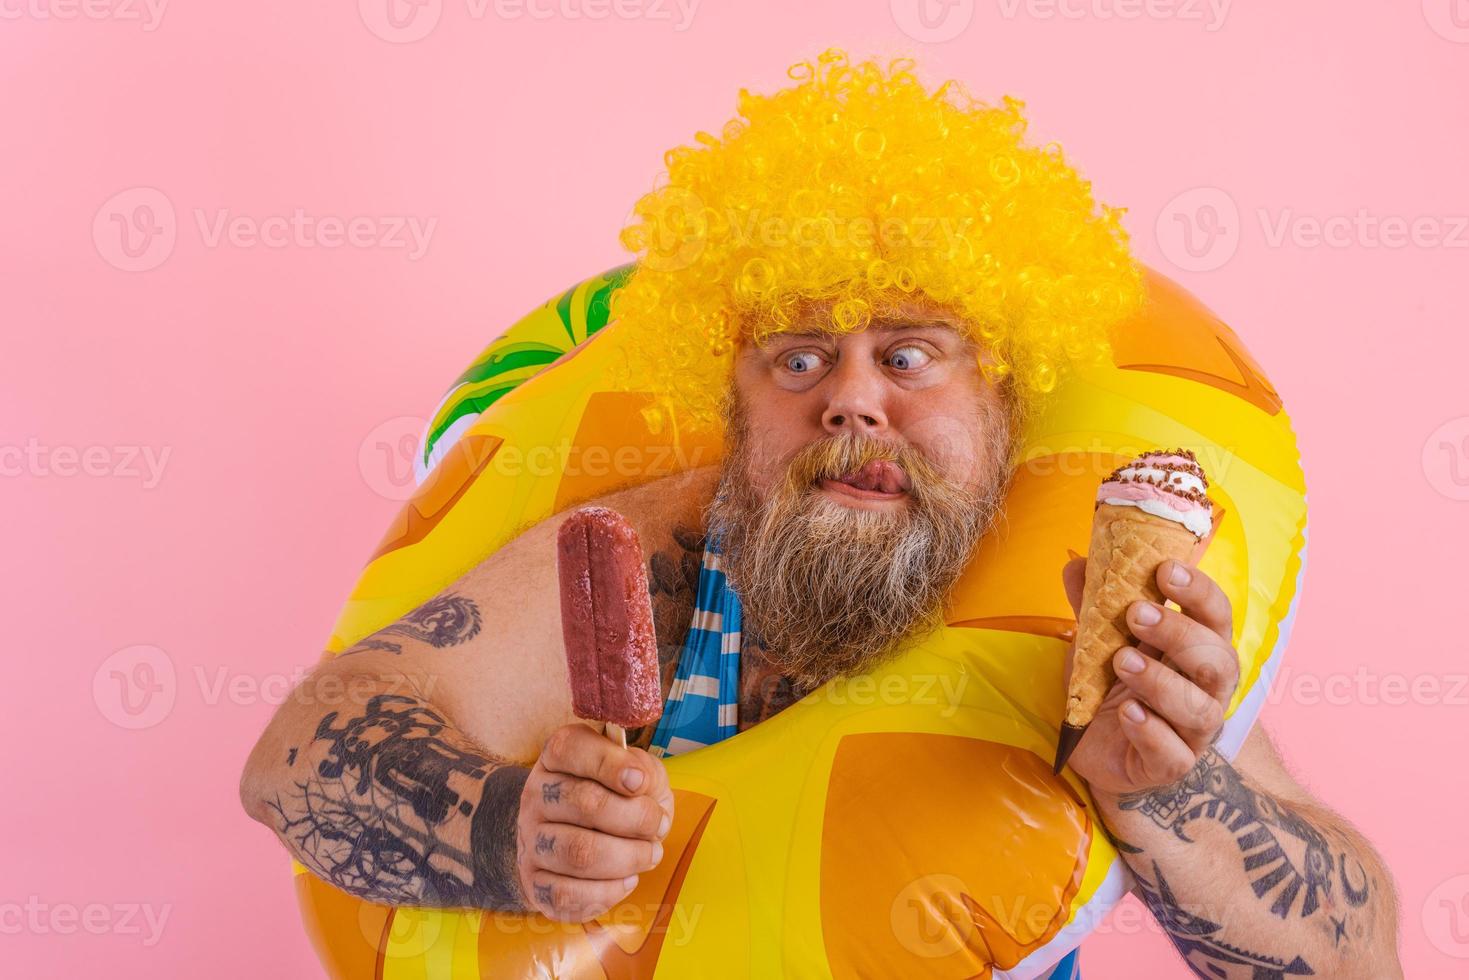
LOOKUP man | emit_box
[240,50,1402,976]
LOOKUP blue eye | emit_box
[888,345,932,371]
[785,351,823,374]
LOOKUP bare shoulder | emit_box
[594,465,721,543]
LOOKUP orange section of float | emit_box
[820,734,1091,978]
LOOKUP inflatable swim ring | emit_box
[294,263,1307,979]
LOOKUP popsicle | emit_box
[556,506,663,747]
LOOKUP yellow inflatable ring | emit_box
[294,263,1307,979]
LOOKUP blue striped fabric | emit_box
[647,528,1085,977]
[646,530,741,758]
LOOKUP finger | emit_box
[1116,699,1199,788]
[538,775,668,840]
[526,869,639,923]
[1126,600,1221,670]
[539,724,664,797]
[1113,647,1223,753]
[1156,560,1234,643]
[1061,557,1086,618]
[639,750,673,807]
[530,823,663,880]
[1154,636,1240,705]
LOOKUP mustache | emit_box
[777,431,946,499]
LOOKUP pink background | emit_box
[3,2,1466,977]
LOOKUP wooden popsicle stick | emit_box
[603,722,627,749]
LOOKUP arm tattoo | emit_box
[1117,748,1372,922]
[336,594,481,657]
[1131,859,1315,978]
[265,693,528,910]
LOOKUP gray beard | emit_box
[705,402,1011,692]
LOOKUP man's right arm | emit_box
[240,654,533,910]
[238,469,712,917]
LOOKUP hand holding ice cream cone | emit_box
[1052,450,1243,795]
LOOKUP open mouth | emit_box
[818,459,912,500]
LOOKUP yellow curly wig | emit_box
[609,47,1145,435]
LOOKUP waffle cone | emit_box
[1065,503,1200,727]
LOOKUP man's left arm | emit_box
[1059,556,1402,978]
[1092,727,1401,978]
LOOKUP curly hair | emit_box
[609,47,1145,437]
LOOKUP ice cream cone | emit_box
[1053,450,1212,775]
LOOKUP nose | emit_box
[821,356,889,437]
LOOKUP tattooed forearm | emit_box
[1099,746,1397,976]
[1117,748,1370,922]
[265,693,529,910]
[1131,859,1315,978]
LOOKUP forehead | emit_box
[759,299,972,344]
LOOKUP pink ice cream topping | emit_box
[1095,448,1212,537]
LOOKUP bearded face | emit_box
[706,380,1014,691]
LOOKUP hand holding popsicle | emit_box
[512,506,671,923]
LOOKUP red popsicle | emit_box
[556,506,663,746]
